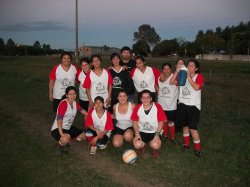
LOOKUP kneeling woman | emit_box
[85,96,114,155]
[112,91,135,148]
[51,86,88,153]
[131,90,167,158]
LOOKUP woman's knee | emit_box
[150,140,161,150]
[112,135,123,148]
[60,134,70,145]
[124,130,134,142]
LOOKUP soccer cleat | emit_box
[194,150,201,158]
[90,146,97,155]
[182,144,190,151]
[97,143,108,150]
[171,138,176,143]
[152,150,160,159]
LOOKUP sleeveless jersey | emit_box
[115,102,133,130]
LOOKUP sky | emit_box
[0,0,249,50]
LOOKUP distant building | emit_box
[79,45,120,57]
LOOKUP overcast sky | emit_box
[0,0,249,50]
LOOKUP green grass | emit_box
[0,56,249,186]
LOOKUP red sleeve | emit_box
[76,102,83,112]
[85,107,94,128]
[130,67,136,78]
[155,103,167,122]
[57,100,68,119]
[106,69,113,86]
[195,73,204,89]
[130,104,141,121]
[83,72,91,88]
[49,65,59,80]
[152,67,161,86]
[104,111,114,130]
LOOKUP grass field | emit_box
[0,56,249,186]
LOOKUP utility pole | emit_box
[75,0,79,64]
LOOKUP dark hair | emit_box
[94,96,104,103]
[140,89,152,98]
[60,51,72,60]
[135,55,145,63]
[187,59,201,73]
[117,90,128,96]
[80,57,90,65]
[110,52,120,60]
[161,62,172,70]
[90,54,102,63]
[175,59,185,65]
[121,46,131,53]
[61,86,76,99]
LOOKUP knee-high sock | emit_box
[168,122,175,140]
[194,140,201,151]
[183,133,190,147]
[163,122,168,137]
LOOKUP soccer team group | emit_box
[49,46,204,158]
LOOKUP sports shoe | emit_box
[97,143,108,150]
[171,138,176,143]
[182,144,190,151]
[90,146,97,155]
[152,150,160,159]
[194,150,201,158]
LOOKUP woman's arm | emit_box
[49,79,55,101]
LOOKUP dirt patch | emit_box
[0,99,168,187]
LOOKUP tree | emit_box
[133,24,161,48]
[152,39,179,57]
[33,41,41,48]
[132,40,150,57]
[0,38,5,55]
[6,38,15,47]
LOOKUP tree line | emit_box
[132,20,250,57]
[0,39,64,56]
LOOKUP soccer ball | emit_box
[122,149,137,164]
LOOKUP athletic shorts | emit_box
[52,98,63,112]
[79,99,89,112]
[176,103,200,130]
[51,126,83,141]
[164,110,176,123]
[112,126,133,136]
[85,128,109,145]
[139,132,159,143]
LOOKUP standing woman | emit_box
[130,56,160,103]
[49,52,78,112]
[112,91,135,148]
[51,86,88,153]
[109,53,134,112]
[77,58,91,111]
[131,90,166,159]
[85,96,114,155]
[157,63,178,142]
[83,55,112,109]
[176,59,204,157]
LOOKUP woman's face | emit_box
[187,61,198,74]
[61,55,71,66]
[141,93,152,106]
[176,60,184,67]
[118,92,128,104]
[136,59,145,70]
[94,99,104,111]
[162,65,171,76]
[66,90,76,102]
[112,56,120,66]
[92,57,101,68]
[81,62,90,73]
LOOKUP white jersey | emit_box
[179,73,203,110]
[115,102,133,130]
[78,70,88,101]
[130,66,159,92]
[90,109,111,137]
[51,99,80,131]
[131,103,166,133]
[157,74,178,111]
[49,64,77,99]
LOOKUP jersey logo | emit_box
[61,78,72,87]
[161,86,170,95]
[113,76,122,87]
[142,122,155,131]
[96,82,105,93]
[182,87,190,96]
[140,80,148,89]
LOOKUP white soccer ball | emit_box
[122,149,137,164]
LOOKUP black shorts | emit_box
[112,126,133,135]
[79,99,89,112]
[51,126,83,141]
[52,98,63,112]
[164,110,176,123]
[139,132,158,143]
[176,103,200,130]
[85,129,109,145]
